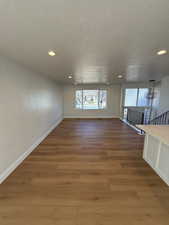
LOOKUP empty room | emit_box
[0,1,169,224]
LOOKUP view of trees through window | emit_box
[124,88,150,107]
[75,89,107,109]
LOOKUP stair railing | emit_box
[149,110,169,125]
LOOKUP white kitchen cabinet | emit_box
[137,125,169,186]
[144,135,160,169]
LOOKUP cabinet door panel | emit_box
[146,135,159,168]
[158,143,169,182]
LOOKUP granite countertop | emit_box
[137,125,169,146]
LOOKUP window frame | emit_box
[123,88,150,107]
[74,88,108,110]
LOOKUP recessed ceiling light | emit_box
[68,75,72,79]
[118,75,123,79]
[48,50,56,56]
[157,50,167,55]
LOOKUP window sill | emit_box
[75,108,107,111]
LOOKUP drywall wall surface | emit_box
[0,55,63,179]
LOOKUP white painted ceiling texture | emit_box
[0,0,169,84]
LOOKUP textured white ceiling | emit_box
[0,0,169,84]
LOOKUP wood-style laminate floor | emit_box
[0,119,169,225]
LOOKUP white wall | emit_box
[0,55,63,182]
[63,84,121,118]
[121,82,150,89]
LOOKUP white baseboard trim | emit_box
[0,116,63,184]
[64,116,119,119]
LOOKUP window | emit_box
[137,88,149,106]
[124,88,149,107]
[75,90,83,109]
[124,89,138,106]
[75,89,107,110]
